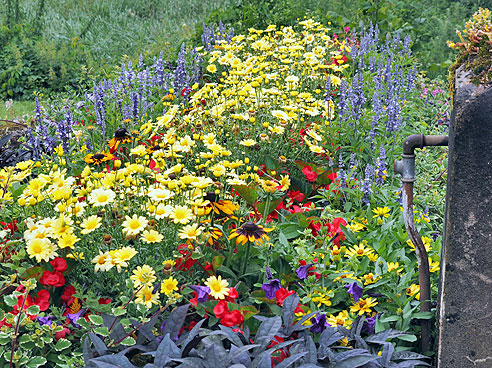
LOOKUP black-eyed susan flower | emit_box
[84,152,114,165]
[108,128,132,150]
[228,222,273,245]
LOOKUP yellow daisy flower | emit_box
[205,275,230,300]
[80,215,102,235]
[161,277,179,295]
[130,265,156,287]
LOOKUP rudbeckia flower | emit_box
[108,128,132,150]
[84,152,114,165]
[228,222,273,245]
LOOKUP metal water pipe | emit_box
[394,134,448,354]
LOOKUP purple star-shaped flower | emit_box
[310,313,328,333]
[296,264,313,280]
[345,281,363,302]
[37,316,55,326]
[189,285,211,303]
[66,309,85,329]
[262,279,281,299]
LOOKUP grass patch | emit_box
[0,100,36,122]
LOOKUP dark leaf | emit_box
[365,329,391,344]
[161,305,189,341]
[305,335,317,364]
[391,351,429,361]
[180,318,206,354]
[203,341,228,368]
[155,334,182,367]
[282,293,299,333]
[90,354,137,368]
[274,352,307,368]
[391,360,431,367]
[89,332,108,355]
[230,344,255,366]
[253,316,282,355]
[334,354,380,368]
[380,343,394,366]
[102,314,127,342]
[320,327,345,348]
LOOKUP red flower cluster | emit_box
[213,300,244,327]
[309,217,346,246]
[40,257,67,288]
[302,166,318,182]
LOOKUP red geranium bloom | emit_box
[227,287,239,302]
[55,326,71,341]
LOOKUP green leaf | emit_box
[212,255,225,271]
[88,314,104,325]
[93,326,110,336]
[54,338,71,351]
[120,336,136,346]
[19,266,44,280]
[26,305,40,315]
[0,333,11,345]
[264,155,280,170]
[26,356,47,368]
[257,196,284,216]
[240,305,259,321]
[396,334,417,342]
[112,307,126,316]
[4,294,17,307]
[278,223,302,239]
[411,312,434,319]
[232,185,258,205]
[278,231,289,246]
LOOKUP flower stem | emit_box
[241,242,251,277]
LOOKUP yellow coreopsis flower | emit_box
[350,297,378,315]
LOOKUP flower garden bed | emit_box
[0,19,450,367]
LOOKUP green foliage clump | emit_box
[0,24,92,100]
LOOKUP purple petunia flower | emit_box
[362,314,379,335]
[296,264,313,280]
[189,285,211,303]
[310,313,328,333]
[66,309,85,329]
[37,316,55,326]
[265,266,273,280]
[262,279,281,300]
[345,281,363,302]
